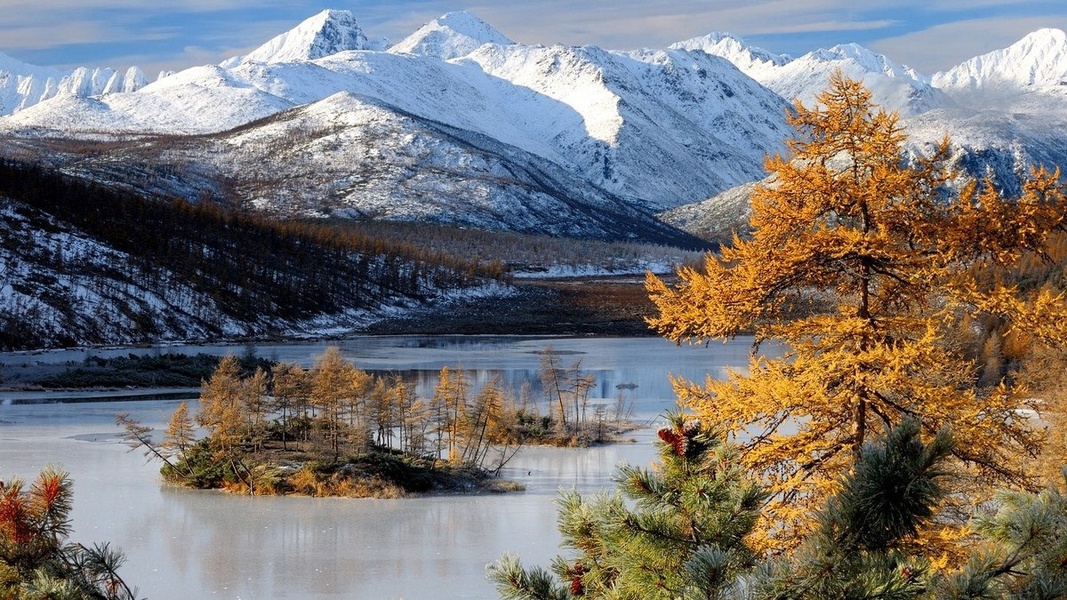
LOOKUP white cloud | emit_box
[0,20,146,51]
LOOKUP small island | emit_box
[118,346,638,497]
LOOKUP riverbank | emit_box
[1,277,660,390]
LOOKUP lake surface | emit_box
[0,335,767,599]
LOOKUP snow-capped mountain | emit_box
[0,52,147,115]
[222,9,370,67]
[0,8,791,222]
[4,9,1067,243]
[932,28,1067,98]
[389,11,514,60]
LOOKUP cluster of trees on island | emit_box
[115,345,634,498]
[8,74,1067,598]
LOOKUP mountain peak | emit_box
[669,32,790,78]
[238,9,368,65]
[1020,27,1067,48]
[933,28,1067,93]
[807,43,921,80]
[389,11,513,60]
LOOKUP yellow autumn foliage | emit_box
[647,72,1067,553]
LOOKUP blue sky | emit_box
[3,1,1067,78]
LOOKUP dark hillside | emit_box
[0,159,502,350]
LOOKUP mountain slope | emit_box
[464,43,791,209]
[0,159,504,350]
[658,181,759,245]
[21,92,704,247]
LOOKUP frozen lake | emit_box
[0,335,767,599]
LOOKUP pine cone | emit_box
[569,561,585,596]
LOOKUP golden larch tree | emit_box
[646,72,1067,550]
[163,401,196,458]
[197,355,246,458]
[309,347,360,456]
[270,361,308,449]
[433,366,469,463]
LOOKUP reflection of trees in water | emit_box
[364,366,691,419]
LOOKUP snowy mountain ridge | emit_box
[0,51,148,116]
[2,10,1067,240]
[669,32,791,75]
[3,11,1065,118]
[932,28,1067,101]
[0,9,792,217]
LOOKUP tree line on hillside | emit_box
[0,159,505,350]
[336,219,708,274]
